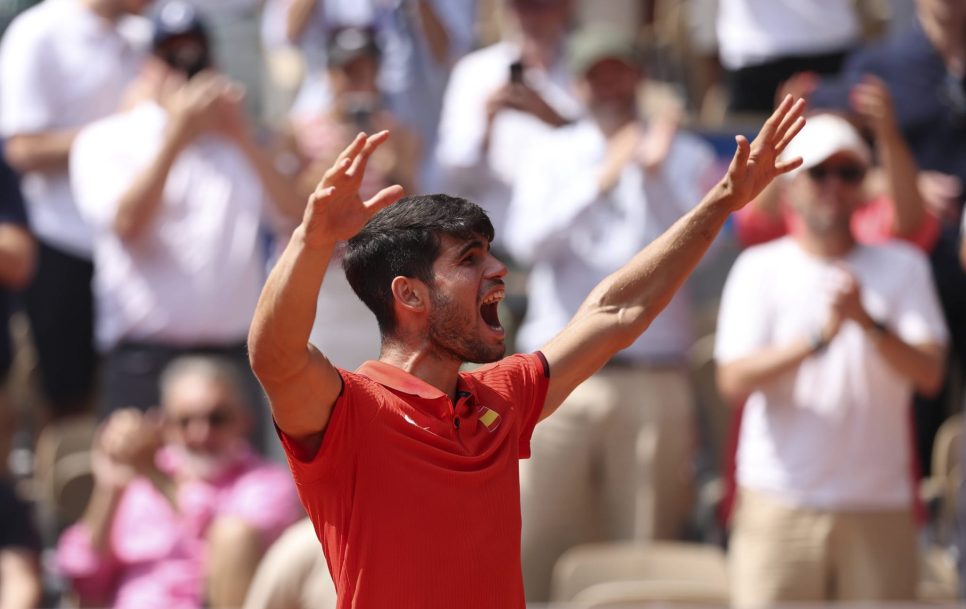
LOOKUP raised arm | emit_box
[248,132,403,452]
[851,76,928,237]
[538,97,806,419]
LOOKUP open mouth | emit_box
[479,288,505,331]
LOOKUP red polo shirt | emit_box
[278,353,550,609]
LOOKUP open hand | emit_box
[851,75,898,138]
[301,131,405,248]
[93,409,163,490]
[721,95,807,210]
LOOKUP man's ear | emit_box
[390,276,429,315]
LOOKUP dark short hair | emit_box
[343,194,494,335]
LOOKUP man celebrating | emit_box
[248,97,806,607]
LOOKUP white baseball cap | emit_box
[781,113,871,174]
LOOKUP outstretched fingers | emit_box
[775,115,807,154]
[363,184,405,215]
[775,156,804,176]
[774,97,805,139]
[347,130,390,179]
[759,94,795,140]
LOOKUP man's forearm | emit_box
[716,338,816,403]
[876,126,926,236]
[79,484,125,554]
[113,126,188,241]
[248,227,333,381]
[862,319,945,395]
[577,182,735,340]
[4,130,77,174]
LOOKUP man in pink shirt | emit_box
[57,356,301,609]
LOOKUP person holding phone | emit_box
[436,0,582,252]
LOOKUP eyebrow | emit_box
[455,239,487,259]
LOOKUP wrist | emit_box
[295,224,339,254]
[809,328,829,354]
[864,317,890,342]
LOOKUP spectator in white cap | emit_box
[714,111,948,607]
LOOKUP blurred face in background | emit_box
[579,57,641,121]
[787,151,868,237]
[162,373,250,479]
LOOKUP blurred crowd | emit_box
[0,0,963,607]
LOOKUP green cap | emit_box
[567,25,641,76]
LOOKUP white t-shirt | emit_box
[715,237,948,509]
[0,0,147,257]
[435,41,583,248]
[70,102,269,350]
[716,0,860,70]
[507,119,719,361]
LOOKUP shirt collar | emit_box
[356,360,450,400]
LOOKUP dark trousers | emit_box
[24,241,96,417]
[726,49,852,114]
[102,340,269,450]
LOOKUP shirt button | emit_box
[454,417,460,429]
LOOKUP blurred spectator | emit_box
[68,3,302,421]
[56,356,300,609]
[286,0,477,188]
[506,25,718,601]
[436,0,583,252]
[288,25,410,370]
[0,147,35,475]
[242,518,336,609]
[291,26,421,199]
[0,0,149,419]
[715,114,948,607]
[0,479,42,609]
[735,81,939,251]
[717,0,861,113]
[176,0,266,121]
[810,0,966,476]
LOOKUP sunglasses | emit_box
[806,164,866,184]
[173,408,234,431]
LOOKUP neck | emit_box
[80,0,121,23]
[379,342,463,401]
[919,7,966,74]
[794,226,856,259]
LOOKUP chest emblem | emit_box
[478,406,502,432]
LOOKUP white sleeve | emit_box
[504,134,601,265]
[69,119,144,230]
[0,21,59,135]
[714,251,773,363]
[663,133,721,217]
[435,57,490,177]
[890,249,949,346]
